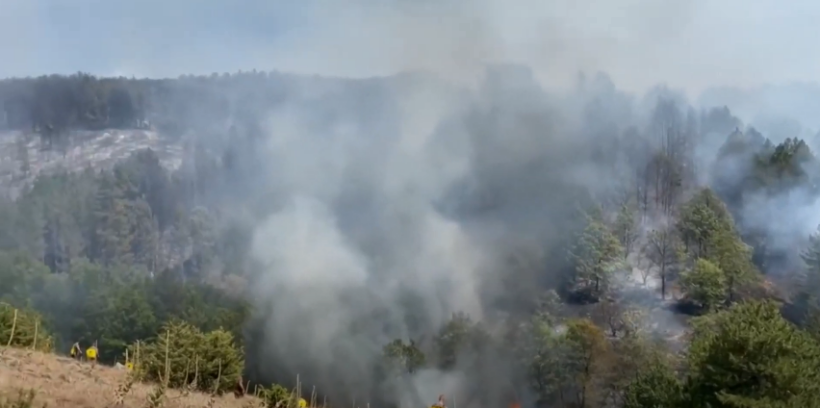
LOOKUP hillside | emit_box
[0,129,183,198]
[2,69,820,407]
[0,347,259,408]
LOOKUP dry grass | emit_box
[0,346,263,408]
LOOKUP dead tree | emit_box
[646,226,681,299]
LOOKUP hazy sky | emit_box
[2,0,819,94]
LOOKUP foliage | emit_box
[609,332,677,405]
[0,251,50,307]
[259,383,295,408]
[680,259,727,312]
[676,188,761,305]
[568,211,624,301]
[0,304,52,352]
[591,299,645,338]
[798,228,820,334]
[523,314,575,405]
[685,301,820,407]
[381,339,426,375]
[705,226,759,302]
[561,318,612,408]
[677,188,734,258]
[802,226,820,288]
[751,138,816,194]
[434,312,490,370]
[714,135,819,271]
[622,360,682,408]
[130,320,243,394]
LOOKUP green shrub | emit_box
[0,304,53,352]
[130,320,243,394]
[259,383,295,408]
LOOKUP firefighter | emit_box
[85,342,98,364]
[70,342,82,361]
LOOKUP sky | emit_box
[2,0,820,95]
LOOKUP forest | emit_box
[1,68,820,408]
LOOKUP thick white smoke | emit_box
[247,78,492,405]
[228,1,820,405]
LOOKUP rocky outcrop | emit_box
[0,129,183,198]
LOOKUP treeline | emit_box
[0,71,299,140]
[1,74,151,133]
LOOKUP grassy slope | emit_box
[0,347,262,408]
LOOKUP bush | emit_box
[130,320,243,394]
[0,304,53,352]
[259,383,294,408]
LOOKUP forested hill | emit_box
[0,71,296,134]
[2,68,820,408]
[0,71,453,139]
[0,71,457,195]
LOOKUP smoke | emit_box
[698,102,820,273]
[699,83,820,138]
[742,189,820,250]
[2,0,807,404]
[244,76,492,404]
[240,62,685,405]
[2,0,820,405]
[236,66,820,403]
[237,16,820,401]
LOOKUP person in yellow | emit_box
[69,342,82,361]
[85,343,98,364]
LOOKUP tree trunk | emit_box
[661,264,667,299]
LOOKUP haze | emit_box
[3,0,820,95]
